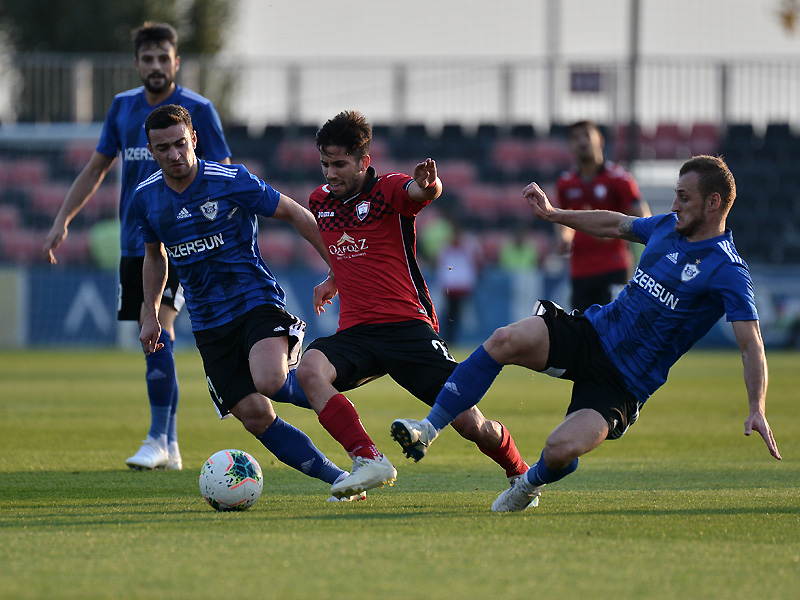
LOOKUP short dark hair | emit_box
[316,110,371,159]
[145,104,193,143]
[567,120,600,136]
[132,22,178,57]
[679,155,736,214]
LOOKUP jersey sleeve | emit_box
[632,213,673,244]
[231,166,281,218]
[713,264,759,322]
[385,173,428,217]
[132,191,158,244]
[95,96,122,158]
[192,103,231,162]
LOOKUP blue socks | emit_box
[270,369,311,409]
[525,450,579,486]
[144,332,178,442]
[427,344,504,431]
[257,416,344,484]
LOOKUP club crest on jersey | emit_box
[681,260,701,282]
[356,200,370,221]
[200,199,218,221]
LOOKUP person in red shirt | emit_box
[556,120,651,311]
[296,110,528,500]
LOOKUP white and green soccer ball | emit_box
[199,449,263,511]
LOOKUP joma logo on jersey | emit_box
[318,211,335,218]
[631,268,679,310]
[124,147,154,161]
[329,232,368,257]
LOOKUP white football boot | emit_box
[166,441,182,471]
[327,472,368,502]
[491,475,544,512]
[126,436,169,470]
[389,418,438,462]
[330,455,397,499]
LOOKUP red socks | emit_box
[317,394,381,460]
[479,424,529,478]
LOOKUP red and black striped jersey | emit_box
[309,167,439,332]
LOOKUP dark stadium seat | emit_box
[510,123,536,140]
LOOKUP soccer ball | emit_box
[199,449,263,511]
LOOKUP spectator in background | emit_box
[436,222,482,344]
[42,23,232,471]
[556,120,650,312]
[498,226,540,273]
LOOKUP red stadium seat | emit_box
[257,228,297,268]
[689,123,720,156]
[653,123,688,160]
[0,229,42,264]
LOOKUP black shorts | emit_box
[306,320,458,406]
[193,304,306,418]
[571,268,629,312]
[535,300,641,440]
[118,256,184,321]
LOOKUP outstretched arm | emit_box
[732,319,781,460]
[139,241,168,355]
[523,181,642,243]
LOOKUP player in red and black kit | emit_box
[556,120,651,312]
[295,110,528,499]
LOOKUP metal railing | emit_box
[4,53,800,135]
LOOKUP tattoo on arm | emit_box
[619,217,641,242]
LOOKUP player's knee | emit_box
[484,325,518,363]
[453,414,502,447]
[233,394,276,436]
[252,368,288,399]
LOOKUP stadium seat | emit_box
[257,228,298,268]
[689,122,720,156]
[0,229,42,264]
[435,160,478,190]
[0,204,21,232]
[510,123,536,140]
[653,122,688,160]
[459,185,501,223]
[30,183,72,219]
[1,157,49,187]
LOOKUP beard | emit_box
[675,213,706,238]
[143,73,173,95]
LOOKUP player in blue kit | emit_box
[391,155,782,511]
[43,23,231,471]
[135,104,363,501]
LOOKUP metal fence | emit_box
[4,52,800,135]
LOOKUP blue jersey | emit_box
[584,213,758,402]
[96,84,231,257]
[133,160,285,331]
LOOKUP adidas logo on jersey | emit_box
[667,252,679,264]
[177,207,192,219]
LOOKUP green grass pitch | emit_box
[1,348,798,600]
